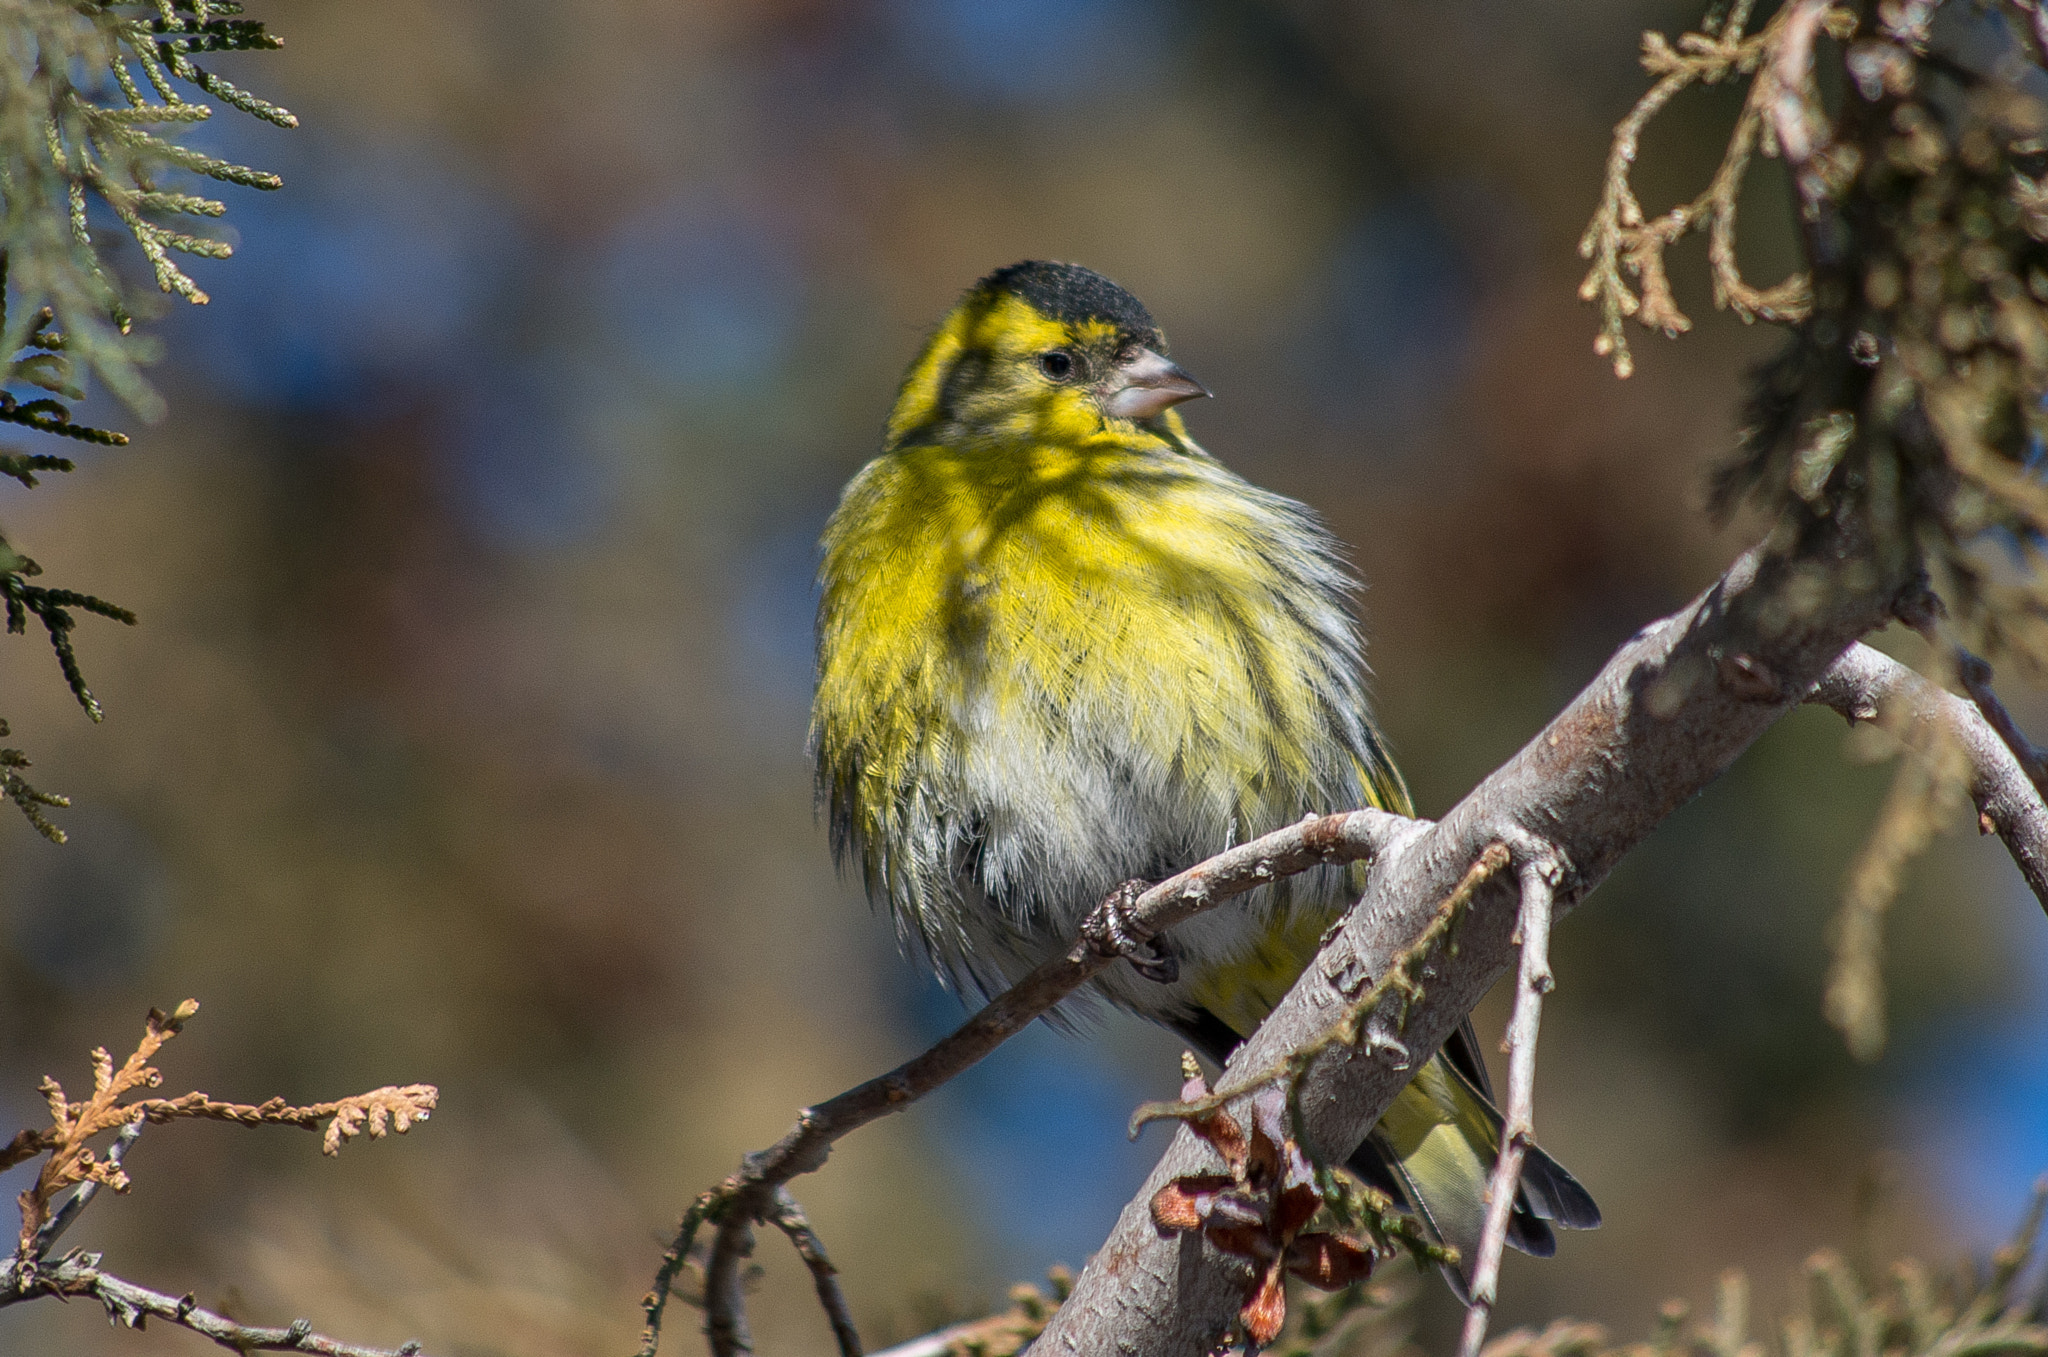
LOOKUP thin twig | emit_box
[1028,536,1911,1355]
[1953,649,2048,801]
[1766,0,1860,283]
[1131,841,1509,1142]
[640,808,1422,1357]
[1768,0,1836,187]
[0,1005,437,1357]
[0,1249,426,1357]
[703,1214,754,1357]
[1457,848,1559,1357]
[1807,642,2048,916]
[770,1188,861,1357]
[34,1116,139,1256]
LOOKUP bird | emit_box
[809,259,1598,1298]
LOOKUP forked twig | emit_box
[0,1003,434,1356]
[1578,0,1831,376]
[641,808,1424,1357]
[655,637,2043,1357]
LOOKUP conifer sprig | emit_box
[0,0,291,836]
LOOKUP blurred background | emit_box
[0,0,2042,1353]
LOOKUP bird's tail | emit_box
[1347,1048,1599,1302]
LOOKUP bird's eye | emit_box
[1038,350,1074,381]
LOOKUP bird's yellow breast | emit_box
[812,420,1400,1021]
[816,434,1340,830]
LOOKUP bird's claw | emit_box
[1082,879,1179,984]
[1130,947,1179,985]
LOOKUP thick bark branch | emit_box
[809,597,2048,1357]
[1033,541,1917,1355]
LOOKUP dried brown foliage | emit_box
[1148,1056,1381,1347]
[0,1000,437,1357]
[1582,0,2048,635]
[5,999,436,1255]
[1585,0,2048,653]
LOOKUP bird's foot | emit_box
[1082,879,1179,984]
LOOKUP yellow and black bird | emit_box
[810,260,1598,1297]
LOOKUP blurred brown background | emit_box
[0,1,2042,1353]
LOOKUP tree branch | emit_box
[1004,4,2048,1349]
[1808,642,2048,915]
[768,1188,861,1357]
[0,1001,440,1357]
[1031,536,1917,1355]
[33,1117,139,1256]
[658,577,2048,1357]
[0,1250,425,1357]
[1952,650,2048,803]
[1457,845,1559,1357]
[642,809,1423,1357]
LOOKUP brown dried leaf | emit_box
[1273,1182,1323,1241]
[0,1127,51,1174]
[1150,1175,1233,1234]
[1286,1232,1378,1290]
[1241,1258,1290,1347]
[1206,1224,1274,1263]
[1191,1107,1249,1175]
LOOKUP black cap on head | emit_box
[978,261,1160,344]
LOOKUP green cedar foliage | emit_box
[0,0,290,841]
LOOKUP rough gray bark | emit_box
[1032,539,2025,1355]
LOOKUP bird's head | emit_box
[884,260,1209,449]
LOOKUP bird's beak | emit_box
[1100,346,1210,421]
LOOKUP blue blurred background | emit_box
[0,0,2042,1352]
